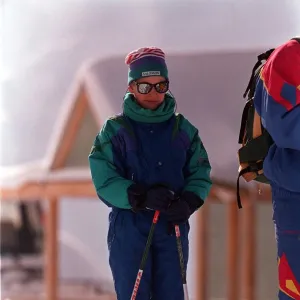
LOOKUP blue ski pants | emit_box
[272,187,300,299]
[107,208,189,300]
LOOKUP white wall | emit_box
[59,198,113,292]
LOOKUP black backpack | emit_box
[236,37,300,209]
[236,48,275,209]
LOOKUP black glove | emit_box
[166,191,204,224]
[127,183,175,213]
[127,184,147,212]
[145,185,175,212]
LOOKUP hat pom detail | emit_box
[125,47,165,65]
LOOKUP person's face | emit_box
[128,76,169,110]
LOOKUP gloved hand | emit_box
[127,183,176,213]
[145,185,175,212]
[166,191,204,224]
[127,184,147,212]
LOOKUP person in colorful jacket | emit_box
[89,47,212,300]
[253,38,300,299]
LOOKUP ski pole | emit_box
[130,210,160,300]
[175,224,190,300]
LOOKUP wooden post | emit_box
[196,201,210,300]
[241,193,256,300]
[45,197,59,300]
[227,201,239,300]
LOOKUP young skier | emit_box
[89,47,212,299]
[253,38,300,299]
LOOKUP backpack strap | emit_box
[237,107,266,208]
[238,100,263,144]
[243,48,275,100]
[236,160,264,208]
[253,109,262,138]
[238,100,252,144]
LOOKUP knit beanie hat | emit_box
[125,47,169,84]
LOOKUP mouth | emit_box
[145,100,160,103]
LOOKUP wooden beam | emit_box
[45,197,59,300]
[0,177,272,204]
[18,182,45,199]
[227,201,240,300]
[0,188,20,200]
[0,180,96,200]
[45,181,96,198]
[241,192,257,300]
[196,200,210,300]
[50,86,89,170]
[84,84,103,130]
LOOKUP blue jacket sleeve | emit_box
[253,39,300,192]
[254,79,300,150]
[253,54,300,192]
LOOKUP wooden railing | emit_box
[0,179,272,300]
[196,185,271,300]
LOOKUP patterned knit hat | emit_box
[125,47,168,84]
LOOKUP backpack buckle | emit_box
[248,162,261,175]
[248,161,264,176]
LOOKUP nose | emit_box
[150,87,159,96]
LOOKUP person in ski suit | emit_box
[253,38,300,299]
[89,47,212,300]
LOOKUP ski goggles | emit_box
[134,80,169,94]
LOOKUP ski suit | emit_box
[89,92,212,299]
[254,38,300,299]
